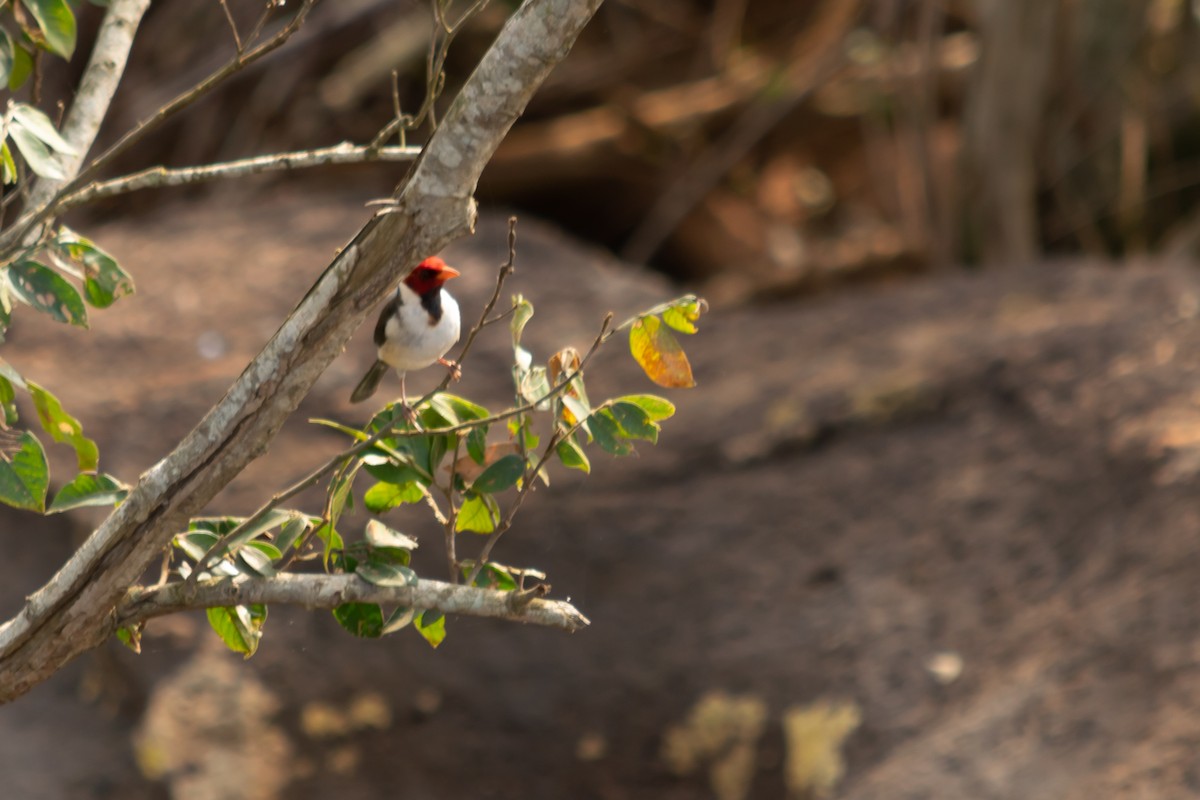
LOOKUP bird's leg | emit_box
[399,372,419,425]
[439,357,462,382]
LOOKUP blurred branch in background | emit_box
[962,0,1059,265]
[67,0,1200,296]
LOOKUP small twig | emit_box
[0,0,316,256]
[56,143,420,211]
[366,70,410,155]
[243,1,279,50]
[218,0,244,53]
[464,314,614,585]
[120,573,590,633]
[441,435,463,581]
[412,216,518,407]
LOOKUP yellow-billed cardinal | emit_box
[350,256,462,405]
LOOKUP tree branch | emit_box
[24,0,152,210]
[119,574,590,633]
[0,0,605,704]
[57,143,421,210]
[1,0,316,255]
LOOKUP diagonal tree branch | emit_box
[0,0,605,704]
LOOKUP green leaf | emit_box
[363,455,427,488]
[114,624,141,653]
[12,104,75,154]
[200,508,294,562]
[206,604,266,658]
[0,376,17,426]
[0,142,16,185]
[555,434,590,473]
[274,514,312,554]
[0,359,25,392]
[8,260,87,326]
[47,471,126,513]
[246,540,283,560]
[54,228,133,308]
[0,30,13,89]
[382,606,416,635]
[463,562,531,591]
[8,42,31,91]
[0,430,48,511]
[466,425,488,465]
[314,523,344,566]
[27,380,98,472]
[356,558,416,587]
[560,393,589,426]
[415,610,446,648]
[8,122,65,180]
[629,315,695,389]
[662,295,707,334]
[510,294,534,349]
[174,530,218,561]
[615,394,675,422]
[456,493,498,533]
[363,480,423,513]
[309,416,370,440]
[363,431,443,484]
[188,517,240,535]
[426,393,489,426]
[610,401,659,443]
[470,454,525,494]
[328,463,359,527]
[23,0,77,58]
[333,603,384,638]
[236,547,276,577]
[364,519,418,551]
[518,419,539,451]
[588,409,633,456]
[517,364,551,406]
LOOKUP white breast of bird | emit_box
[378,286,461,372]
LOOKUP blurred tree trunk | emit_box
[962,0,1059,265]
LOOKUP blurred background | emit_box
[78,0,1200,294]
[7,1,1200,798]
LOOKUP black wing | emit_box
[372,293,402,347]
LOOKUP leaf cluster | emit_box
[161,290,704,655]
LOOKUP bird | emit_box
[350,256,462,408]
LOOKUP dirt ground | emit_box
[4,187,1200,799]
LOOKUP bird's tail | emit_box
[350,360,390,403]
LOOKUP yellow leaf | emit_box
[630,315,695,388]
[663,295,708,333]
[782,700,861,798]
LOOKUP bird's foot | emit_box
[439,358,462,382]
[397,402,421,428]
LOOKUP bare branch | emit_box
[120,573,590,633]
[0,0,605,704]
[1,0,317,255]
[24,0,152,211]
[58,143,421,210]
[218,0,244,53]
